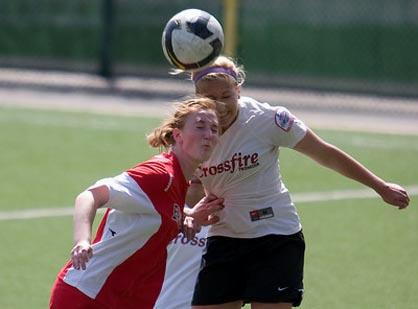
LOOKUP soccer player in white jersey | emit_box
[154,209,209,309]
[49,97,224,309]
[187,56,410,309]
[155,176,209,309]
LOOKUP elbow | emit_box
[75,191,90,205]
[74,190,99,212]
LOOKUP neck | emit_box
[172,149,199,181]
[222,109,239,134]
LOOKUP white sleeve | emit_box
[89,172,154,214]
[255,103,308,148]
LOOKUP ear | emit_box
[236,85,241,99]
[172,128,183,145]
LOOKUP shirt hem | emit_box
[207,225,302,239]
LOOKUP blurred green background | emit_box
[1,0,418,94]
[0,1,417,308]
[0,107,416,308]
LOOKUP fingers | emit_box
[394,195,410,210]
[199,214,220,226]
[204,193,220,203]
[206,214,220,225]
[183,216,194,229]
[379,183,411,210]
[184,226,196,241]
[388,194,410,209]
[182,216,200,240]
[188,194,224,226]
[192,197,224,215]
[204,197,224,212]
[71,243,93,270]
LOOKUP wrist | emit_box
[189,176,202,185]
[73,239,91,247]
[372,179,387,194]
[183,207,192,216]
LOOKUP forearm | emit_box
[295,130,385,192]
[294,130,410,209]
[185,177,205,207]
[317,145,385,190]
[184,194,224,225]
[73,191,98,245]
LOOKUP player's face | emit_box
[196,78,239,132]
[177,109,219,163]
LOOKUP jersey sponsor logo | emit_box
[171,233,207,247]
[249,207,274,221]
[275,110,294,132]
[172,203,182,228]
[198,152,259,178]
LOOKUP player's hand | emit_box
[185,193,224,226]
[376,182,410,209]
[182,216,201,241]
[71,240,93,270]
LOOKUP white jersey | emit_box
[198,97,308,238]
[154,222,208,309]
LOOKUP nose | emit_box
[204,128,217,140]
[216,102,228,117]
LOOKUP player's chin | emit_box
[220,114,235,130]
[199,148,214,161]
[220,114,230,124]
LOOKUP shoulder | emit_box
[239,96,266,111]
[129,157,169,177]
[127,154,174,192]
[237,97,307,145]
[239,96,282,116]
[239,96,289,125]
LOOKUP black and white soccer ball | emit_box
[162,9,224,71]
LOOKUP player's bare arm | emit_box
[185,175,206,206]
[293,129,410,209]
[71,185,109,270]
[183,193,224,240]
[184,193,224,225]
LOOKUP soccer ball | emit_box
[162,9,224,71]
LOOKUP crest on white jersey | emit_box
[275,109,294,132]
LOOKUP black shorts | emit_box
[192,231,305,307]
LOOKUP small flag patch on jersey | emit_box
[275,110,294,132]
[249,207,274,221]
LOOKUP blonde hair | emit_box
[191,55,246,87]
[147,97,218,150]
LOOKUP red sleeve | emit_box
[126,161,171,198]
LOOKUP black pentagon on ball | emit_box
[186,15,213,39]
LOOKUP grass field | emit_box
[0,106,417,308]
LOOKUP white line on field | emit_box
[292,185,418,203]
[0,208,106,221]
[0,185,417,221]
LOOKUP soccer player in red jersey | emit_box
[50,97,224,309]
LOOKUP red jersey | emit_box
[55,152,188,308]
